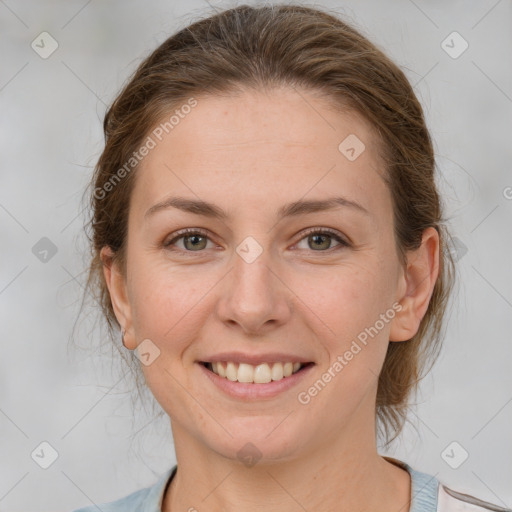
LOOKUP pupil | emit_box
[311,234,329,250]
[186,235,204,250]
[313,235,327,249]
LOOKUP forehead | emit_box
[130,87,391,224]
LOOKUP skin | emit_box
[101,86,439,512]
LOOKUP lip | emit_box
[197,361,315,400]
[198,351,314,366]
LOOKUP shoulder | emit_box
[383,456,510,512]
[438,484,512,512]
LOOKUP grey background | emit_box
[1,0,511,510]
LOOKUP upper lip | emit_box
[198,352,314,366]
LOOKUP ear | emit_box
[389,227,440,342]
[100,246,137,350]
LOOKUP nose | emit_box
[215,242,292,335]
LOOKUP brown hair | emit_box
[80,3,456,447]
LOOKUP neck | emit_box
[162,414,411,512]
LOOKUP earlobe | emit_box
[389,227,440,342]
[100,246,136,350]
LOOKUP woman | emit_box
[72,4,509,512]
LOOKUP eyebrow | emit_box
[144,195,370,221]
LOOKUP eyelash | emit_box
[163,227,350,255]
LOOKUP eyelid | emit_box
[163,226,350,252]
[163,227,212,248]
[295,226,350,248]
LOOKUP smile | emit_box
[202,361,310,383]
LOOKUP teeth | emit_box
[253,363,272,383]
[216,361,226,378]
[238,363,257,383]
[271,362,284,381]
[226,362,238,381]
[208,361,304,383]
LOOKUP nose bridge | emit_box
[217,234,290,333]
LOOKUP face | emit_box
[105,86,420,463]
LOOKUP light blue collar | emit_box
[146,459,438,512]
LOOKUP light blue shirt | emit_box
[72,458,441,512]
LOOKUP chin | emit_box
[204,419,309,466]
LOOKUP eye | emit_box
[163,228,214,252]
[163,227,350,254]
[294,228,350,252]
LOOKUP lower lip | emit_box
[197,362,315,400]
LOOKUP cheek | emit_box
[126,262,209,407]
[297,263,393,336]
[127,258,175,329]
[294,262,396,393]
[128,259,216,348]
